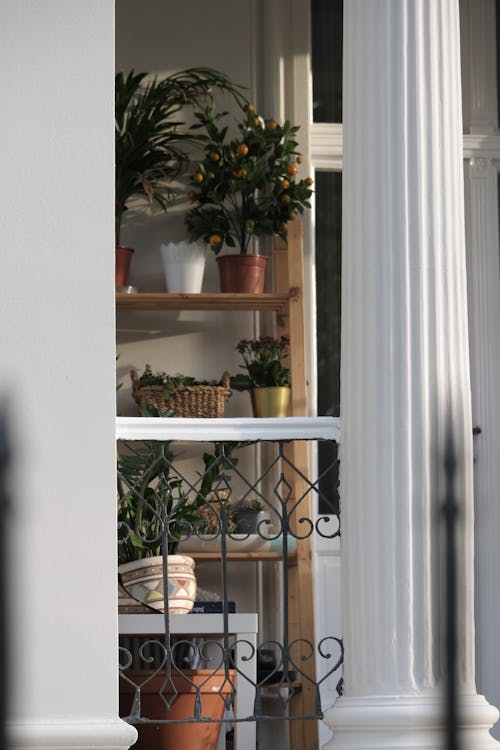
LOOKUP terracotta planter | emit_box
[120,668,235,750]
[216,253,267,293]
[251,386,291,417]
[115,245,134,287]
[118,555,196,614]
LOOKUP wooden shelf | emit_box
[116,292,289,312]
[261,680,302,691]
[116,225,316,750]
[186,551,297,562]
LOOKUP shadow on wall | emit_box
[0,404,10,749]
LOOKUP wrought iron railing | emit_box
[116,417,342,738]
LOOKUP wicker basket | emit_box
[130,370,231,418]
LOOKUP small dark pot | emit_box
[235,510,271,535]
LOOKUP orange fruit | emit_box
[281,178,290,190]
[289,210,297,220]
[245,103,255,112]
[296,156,303,164]
[194,172,204,183]
[236,143,249,156]
[209,234,222,246]
[209,152,220,161]
[187,190,197,201]
[266,119,277,130]
[287,164,298,176]
[305,177,314,186]
[280,193,291,204]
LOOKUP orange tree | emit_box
[185,104,313,254]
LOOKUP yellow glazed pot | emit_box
[250,387,291,418]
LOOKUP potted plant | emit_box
[233,497,271,535]
[117,438,204,613]
[115,67,244,287]
[118,441,239,750]
[185,103,313,292]
[130,364,231,418]
[118,438,239,611]
[231,335,291,416]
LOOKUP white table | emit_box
[119,613,258,750]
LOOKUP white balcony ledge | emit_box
[115,416,341,442]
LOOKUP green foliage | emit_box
[117,440,241,562]
[236,497,264,512]
[185,104,313,254]
[134,364,225,416]
[231,335,291,390]
[115,67,246,244]
[136,364,220,390]
[117,440,199,561]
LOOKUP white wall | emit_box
[0,1,135,747]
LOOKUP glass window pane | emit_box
[315,171,342,513]
[311,0,343,123]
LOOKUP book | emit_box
[189,601,236,614]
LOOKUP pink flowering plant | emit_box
[231,335,291,391]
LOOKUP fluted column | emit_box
[323,1,500,748]
[467,154,500,738]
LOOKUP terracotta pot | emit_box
[118,555,196,614]
[115,245,134,287]
[251,386,291,417]
[216,253,267,293]
[120,668,235,750]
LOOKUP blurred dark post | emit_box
[443,427,460,750]
[0,406,9,749]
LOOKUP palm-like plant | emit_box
[117,440,199,562]
[117,438,240,563]
[115,67,245,245]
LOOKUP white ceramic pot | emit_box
[160,241,206,293]
[118,554,196,614]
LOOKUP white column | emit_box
[466,155,500,739]
[323,1,500,748]
[0,2,136,749]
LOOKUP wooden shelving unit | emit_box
[116,291,289,312]
[116,221,316,750]
[183,551,297,563]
